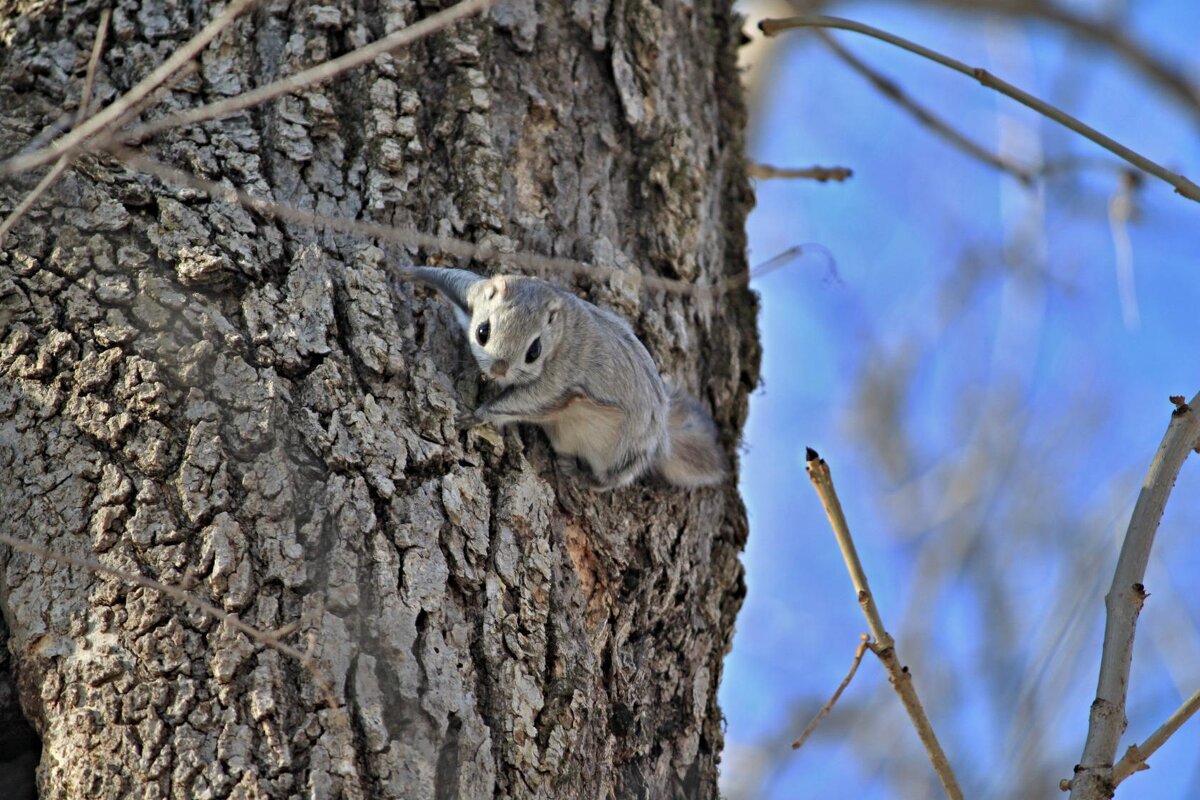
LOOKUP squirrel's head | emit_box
[465,276,564,388]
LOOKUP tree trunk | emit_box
[0,1,758,798]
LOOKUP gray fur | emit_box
[404,266,726,490]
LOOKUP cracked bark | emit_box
[0,1,758,798]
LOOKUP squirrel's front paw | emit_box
[556,454,589,480]
[455,410,482,430]
[556,455,617,492]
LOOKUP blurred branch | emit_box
[0,0,257,176]
[805,448,964,800]
[792,634,871,750]
[815,30,1034,185]
[1038,155,1129,178]
[823,0,1200,124]
[748,161,853,182]
[1110,686,1200,787]
[1067,393,1200,799]
[758,16,1200,203]
[1107,171,1142,330]
[0,7,112,246]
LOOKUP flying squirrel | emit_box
[402,266,727,490]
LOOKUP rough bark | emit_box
[0,1,758,798]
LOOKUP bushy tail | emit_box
[657,383,727,488]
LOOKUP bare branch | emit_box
[815,30,1034,185]
[1110,686,1200,786]
[0,0,258,176]
[0,7,112,246]
[792,635,871,750]
[1066,393,1200,799]
[805,448,965,800]
[758,15,1200,203]
[119,0,495,145]
[749,161,853,182]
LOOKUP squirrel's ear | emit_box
[479,277,504,303]
[547,297,563,324]
[465,280,486,312]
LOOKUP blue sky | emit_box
[721,2,1200,797]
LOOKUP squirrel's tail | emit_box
[657,382,727,488]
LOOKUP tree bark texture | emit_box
[0,1,758,798]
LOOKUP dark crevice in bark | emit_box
[327,275,370,390]
[341,651,374,800]
[412,608,430,694]
[0,617,39,800]
[433,711,462,800]
[470,478,503,774]
[532,574,561,754]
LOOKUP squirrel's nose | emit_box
[490,360,509,378]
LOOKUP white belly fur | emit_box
[542,396,626,473]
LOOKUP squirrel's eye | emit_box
[475,321,490,345]
[525,337,542,364]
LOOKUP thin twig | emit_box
[758,15,1200,203]
[0,0,258,177]
[793,634,871,750]
[749,162,853,182]
[118,0,495,145]
[0,531,344,712]
[1066,392,1200,799]
[76,8,112,125]
[0,7,112,245]
[0,64,197,246]
[13,111,76,159]
[752,243,842,288]
[815,30,1034,185]
[804,448,964,800]
[1110,686,1200,785]
[752,245,802,280]
[107,146,766,297]
[0,157,73,245]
